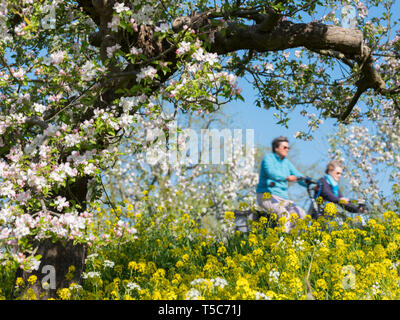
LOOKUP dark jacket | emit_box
[317,177,360,214]
[318,177,343,204]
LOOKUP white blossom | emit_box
[50,51,65,65]
[114,2,130,13]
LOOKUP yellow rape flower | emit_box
[373,244,387,260]
[217,244,227,256]
[57,288,71,300]
[316,279,328,291]
[259,216,268,224]
[27,275,37,285]
[262,192,271,200]
[16,277,24,287]
[324,202,337,216]
[111,290,119,299]
[248,234,258,246]
[224,211,235,220]
[152,290,162,300]
[316,196,324,205]
[383,211,396,220]
[24,288,37,300]
[153,268,166,279]
[236,277,249,288]
[128,261,136,270]
[343,291,358,300]
[387,242,398,255]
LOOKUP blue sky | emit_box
[222,77,337,168]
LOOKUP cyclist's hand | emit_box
[286,175,297,182]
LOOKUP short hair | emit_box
[272,136,289,153]
[325,160,343,174]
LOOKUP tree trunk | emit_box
[13,177,90,300]
[13,239,87,300]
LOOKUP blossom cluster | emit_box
[328,100,400,209]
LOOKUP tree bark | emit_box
[14,239,87,300]
[13,177,90,300]
[211,21,364,57]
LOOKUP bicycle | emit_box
[300,176,369,224]
[234,176,316,233]
[233,176,369,233]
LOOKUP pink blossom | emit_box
[55,196,70,212]
[136,65,157,82]
[176,41,191,56]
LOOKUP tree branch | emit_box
[74,1,387,123]
[312,48,355,68]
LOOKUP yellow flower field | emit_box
[2,202,400,300]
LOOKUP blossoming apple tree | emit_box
[328,99,400,212]
[103,108,259,240]
[0,0,399,297]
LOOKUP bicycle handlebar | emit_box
[297,176,317,185]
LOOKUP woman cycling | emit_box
[311,160,363,219]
